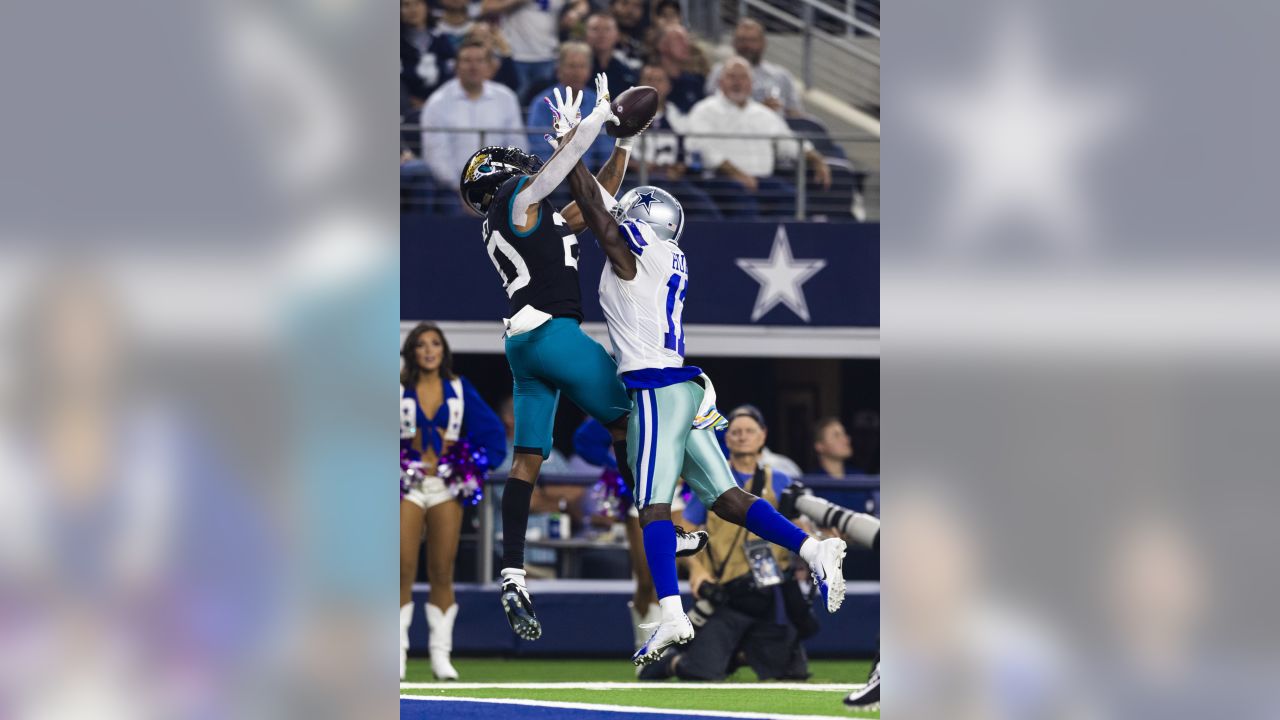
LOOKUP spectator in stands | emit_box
[401,0,457,113]
[608,0,649,65]
[525,42,613,168]
[651,25,706,113]
[623,64,721,220]
[420,39,525,208]
[707,18,804,117]
[465,21,520,92]
[585,11,640,99]
[558,0,593,41]
[433,0,477,50]
[686,57,830,218]
[481,0,564,103]
[640,405,815,682]
[652,0,684,29]
[811,416,854,478]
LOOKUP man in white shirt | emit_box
[706,19,803,117]
[685,58,830,219]
[481,0,565,101]
[420,40,526,203]
[625,64,721,220]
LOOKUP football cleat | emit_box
[674,526,709,558]
[843,659,879,711]
[632,614,694,666]
[809,537,848,613]
[500,580,542,641]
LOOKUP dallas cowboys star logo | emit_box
[736,225,827,322]
[634,191,662,215]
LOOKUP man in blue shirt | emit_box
[526,41,614,168]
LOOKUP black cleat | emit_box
[674,525,709,558]
[501,580,542,641]
[843,660,879,711]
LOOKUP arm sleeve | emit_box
[512,109,610,217]
[460,377,508,468]
[572,419,616,468]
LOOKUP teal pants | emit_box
[628,380,738,510]
[505,318,631,458]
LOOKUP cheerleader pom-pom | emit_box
[438,437,490,506]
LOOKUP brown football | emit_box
[605,86,659,138]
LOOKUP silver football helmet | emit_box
[611,185,685,245]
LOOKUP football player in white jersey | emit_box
[565,163,850,666]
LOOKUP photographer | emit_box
[639,405,818,681]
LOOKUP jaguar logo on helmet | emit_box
[459,146,544,217]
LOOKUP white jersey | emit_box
[599,220,690,377]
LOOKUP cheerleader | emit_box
[400,322,505,680]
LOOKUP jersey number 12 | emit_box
[664,275,687,356]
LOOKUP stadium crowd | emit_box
[400,0,863,220]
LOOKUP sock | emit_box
[500,567,526,588]
[799,537,821,566]
[612,439,637,497]
[658,595,685,622]
[745,498,809,554]
[501,478,536,570]
[642,520,680,601]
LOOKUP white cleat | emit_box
[632,614,694,666]
[674,526,709,558]
[810,537,847,613]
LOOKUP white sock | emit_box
[500,567,527,588]
[799,537,821,566]
[658,595,685,622]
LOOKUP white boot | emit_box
[399,602,413,681]
[628,601,663,650]
[425,603,460,680]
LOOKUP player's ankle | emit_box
[501,567,528,588]
[798,537,820,566]
[658,595,685,622]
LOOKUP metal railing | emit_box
[720,0,880,114]
[401,124,878,221]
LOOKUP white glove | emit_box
[586,72,620,127]
[542,85,583,150]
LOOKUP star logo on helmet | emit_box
[634,191,663,214]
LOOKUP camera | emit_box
[687,580,726,628]
[779,481,880,550]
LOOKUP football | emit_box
[605,86,659,138]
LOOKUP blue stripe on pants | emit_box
[645,389,658,507]
[634,390,646,507]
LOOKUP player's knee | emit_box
[509,451,544,482]
[399,554,418,585]
[710,487,752,525]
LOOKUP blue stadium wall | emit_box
[402,217,879,328]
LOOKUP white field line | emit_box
[399,694,860,720]
[401,682,862,692]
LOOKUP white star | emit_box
[913,13,1127,255]
[736,225,827,322]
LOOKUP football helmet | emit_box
[459,146,544,216]
[611,185,684,245]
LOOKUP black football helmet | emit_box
[459,146,544,216]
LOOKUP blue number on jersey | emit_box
[663,274,687,356]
